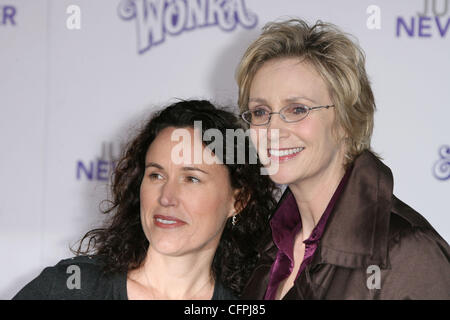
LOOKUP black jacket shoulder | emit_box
[13,255,123,300]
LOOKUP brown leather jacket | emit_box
[242,151,450,299]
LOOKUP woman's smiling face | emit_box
[139,126,236,257]
[249,57,346,186]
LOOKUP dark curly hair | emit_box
[73,99,278,296]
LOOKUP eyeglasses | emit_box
[241,104,335,126]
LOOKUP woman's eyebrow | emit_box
[249,96,318,105]
[248,97,268,104]
[145,162,163,169]
[285,96,318,104]
[182,167,209,174]
[145,163,209,175]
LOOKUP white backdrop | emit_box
[1,0,449,299]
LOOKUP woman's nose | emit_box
[158,180,179,207]
[267,113,289,143]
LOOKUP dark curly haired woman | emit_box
[13,100,278,300]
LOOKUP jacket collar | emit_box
[263,150,392,270]
[314,150,392,269]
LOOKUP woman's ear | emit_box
[229,188,250,218]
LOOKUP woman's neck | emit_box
[289,161,345,241]
[128,246,216,300]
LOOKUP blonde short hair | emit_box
[236,19,376,165]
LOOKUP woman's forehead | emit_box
[249,58,328,104]
[146,126,227,171]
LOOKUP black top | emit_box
[12,256,237,300]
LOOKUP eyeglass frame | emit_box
[240,104,335,126]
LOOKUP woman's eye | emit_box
[149,173,163,180]
[186,176,200,183]
[252,108,269,118]
[290,104,308,114]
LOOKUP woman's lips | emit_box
[153,215,187,228]
[268,147,304,162]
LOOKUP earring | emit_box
[232,215,238,226]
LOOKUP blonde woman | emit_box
[236,19,450,300]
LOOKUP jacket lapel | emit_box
[317,151,392,269]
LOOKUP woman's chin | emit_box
[267,168,300,186]
[149,240,186,256]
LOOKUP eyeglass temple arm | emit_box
[310,105,334,110]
